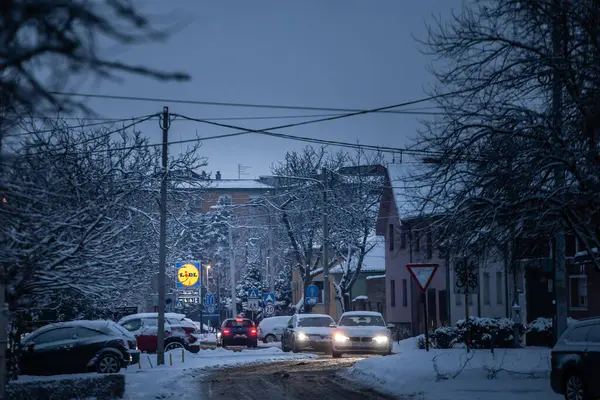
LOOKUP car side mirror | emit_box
[287,324,293,329]
[387,323,395,329]
[329,323,337,328]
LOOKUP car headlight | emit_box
[216,332,222,338]
[334,333,349,342]
[296,332,308,341]
[373,335,389,344]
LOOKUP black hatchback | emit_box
[217,318,258,348]
[20,320,139,375]
[550,317,600,400]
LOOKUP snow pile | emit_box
[347,337,561,400]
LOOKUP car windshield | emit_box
[339,315,385,327]
[298,317,333,327]
[224,319,254,328]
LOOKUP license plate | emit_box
[234,334,247,338]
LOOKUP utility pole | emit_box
[157,106,169,365]
[322,168,330,316]
[0,98,7,400]
[228,223,237,318]
[551,0,568,342]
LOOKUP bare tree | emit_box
[415,0,600,271]
[0,0,190,114]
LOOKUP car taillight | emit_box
[250,328,257,335]
[223,329,230,335]
[236,318,243,322]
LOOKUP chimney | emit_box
[215,171,222,180]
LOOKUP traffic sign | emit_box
[176,261,201,289]
[205,293,215,306]
[306,297,317,306]
[247,288,261,299]
[264,303,275,316]
[306,284,319,299]
[263,292,275,303]
[206,305,216,314]
[406,263,439,293]
[454,260,479,295]
[175,299,184,309]
[247,298,260,310]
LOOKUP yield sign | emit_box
[406,263,439,292]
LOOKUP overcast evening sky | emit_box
[67,0,463,179]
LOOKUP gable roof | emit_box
[387,163,433,221]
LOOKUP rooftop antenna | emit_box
[238,164,251,179]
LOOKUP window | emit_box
[121,319,141,332]
[400,232,406,249]
[377,302,384,314]
[483,272,491,305]
[587,325,600,343]
[389,224,395,251]
[496,272,503,304]
[298,317,334,327]
[224,319,254,328]
[218,194,232,205]
[569,275,588,310]
[313,281,325,303]
[566,234,577,257]
[567,326,590,342]
[31,328,75,344]
[402,279,408,307]
[427,232,433,259]
[144,318,158,326]
[414,235,420,252]
[75,327,103,338]
[390,280,396,307]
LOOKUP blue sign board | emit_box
[205,294,215,306]
[263,292,275,303]
[247,288,261,299]
[306,284,319,299]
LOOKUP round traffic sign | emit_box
[264,303,275,315]
[207,305,216,314]
[177,263,199,287]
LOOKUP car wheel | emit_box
[292,339,300,353]
[165,341,185,352]
[248,340,258,348]
[97,354,121,374]
[264,334,277,343]
[565,373,587,400]
[188,346,200,354]
[332,350,343,359]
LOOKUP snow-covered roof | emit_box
[177,179,273,190]
[341,311,383,317]
[118,312,186,324]
[26,320,119,337]
[329,236,385,274]
[352,295,368,301]
[366,274,385,280]
[387,163,432,220]
[297,314,332,320]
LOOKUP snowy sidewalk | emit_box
[346,337,562,400]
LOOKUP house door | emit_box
[526,267,554,321]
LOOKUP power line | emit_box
[49,91,449,115]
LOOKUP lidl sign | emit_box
[176,261,200,288]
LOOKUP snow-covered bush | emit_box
[416,333,436,349]
[456,317,518,349]
[432,325,462,349]
[525,317,579,347]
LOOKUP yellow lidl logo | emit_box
[177,263,199,287]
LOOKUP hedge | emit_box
[7,374,125,400]
[417,317,522,349]
[525,317,578,347]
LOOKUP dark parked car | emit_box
[20,320,140,375]
[216,318,258,348]
[550,317,600,400]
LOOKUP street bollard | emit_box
[169,352,173,366]
[147,355,153,368]
[138,359,141,369]
[182,348,185,363]
[490,330,496,355]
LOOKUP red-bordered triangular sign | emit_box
[406,263,439,292]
